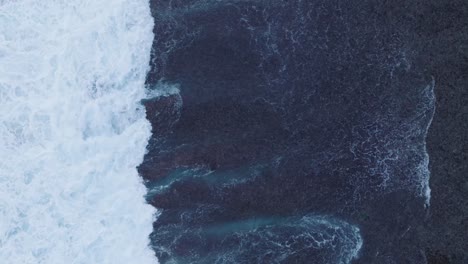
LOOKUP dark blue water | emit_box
[139,1,438,263]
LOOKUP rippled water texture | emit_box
[142,1,436,263]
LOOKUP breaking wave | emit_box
[0,0,156,263]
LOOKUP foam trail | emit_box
[421,78,436,207]
[0,0,157,263]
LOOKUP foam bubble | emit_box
[0,0,157,263]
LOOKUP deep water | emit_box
[139,0,445,263]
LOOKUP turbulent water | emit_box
[0,0,440,263]
[0,0,156,263]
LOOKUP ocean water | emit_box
[142,1,437,263]
[151,214,362,264]
[0,0,439,263]
[0,0,156,263]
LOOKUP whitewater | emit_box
[0,0,157,263]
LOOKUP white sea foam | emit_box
[420,78,436,206]
[0,0,157,263]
